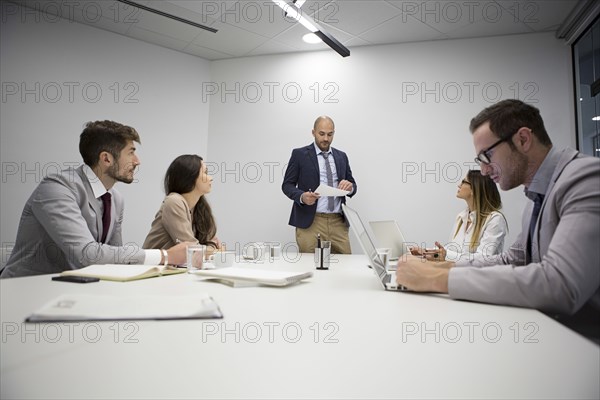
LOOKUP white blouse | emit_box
[444,209,507,262]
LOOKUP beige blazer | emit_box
[143,193,199,249]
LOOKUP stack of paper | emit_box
[26,293,223,322]
[191,267,313,287]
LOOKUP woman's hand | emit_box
[423,241,447,261]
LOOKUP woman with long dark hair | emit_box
[143,154,220,251]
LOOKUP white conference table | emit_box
[1,254,598,399]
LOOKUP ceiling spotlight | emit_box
[593,116,600,121]
[272,0,350,57]
[303,33,322,44]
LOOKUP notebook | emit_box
[60,264,186,282]
[190,267,313,287]
[368,220,409,261]
[343,204,408,291]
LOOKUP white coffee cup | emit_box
[213,250,236,268]
[265,242,282,261]
[244,242,266,261]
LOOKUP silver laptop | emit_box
[343,204,408,291]
[369,220,409,261]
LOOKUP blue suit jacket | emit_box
[282,143,357,229]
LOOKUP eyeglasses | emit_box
[460,179,471,186]
[474,130,519,165]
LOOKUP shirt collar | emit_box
[314,142,332,155]
[82,164,111,199]
[524,146,559,201]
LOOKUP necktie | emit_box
[100,192,112,243]
[320,152,335,212]
[526,193,544,264]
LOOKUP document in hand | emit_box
[25,293,223,322]
[191,267,313,287]
[60,264,186,282]
[315,184,350,197]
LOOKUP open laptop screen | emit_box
[342,204,388,280]
[369,220,408,260]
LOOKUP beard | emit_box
[107,162,135,184]
[500,150,528,191]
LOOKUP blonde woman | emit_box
[412,170,508,262]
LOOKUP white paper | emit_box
[26,293,223,321]
[192,267,313,287]
[315,184,350,197]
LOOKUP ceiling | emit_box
[12,0,581,60]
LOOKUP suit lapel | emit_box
[77,166,103,242]
[533,148,579,260]
[331,148,344,180]
[305,144,319,176]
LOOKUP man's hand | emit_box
[301,191,320,205]
[338,180,353,192]
[396,254,452,293]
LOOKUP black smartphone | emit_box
[52,276,100,283]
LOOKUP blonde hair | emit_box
[453,170,506,252]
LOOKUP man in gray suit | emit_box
[396,100,599,340]
[1,120,188,278]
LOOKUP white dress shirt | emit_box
[314,143,342,213]
[444,209,507,263]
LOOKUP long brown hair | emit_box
[454,170,506,252]
[164,155,217,247]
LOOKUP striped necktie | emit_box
[320,152,335,212]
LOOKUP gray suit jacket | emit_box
[1,166,145,278]
[449,148,600,320]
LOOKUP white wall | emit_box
[0,5,575,259]
[0,6,211,254]
[206,32,575,253]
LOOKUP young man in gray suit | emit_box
[1,120,188,278]
[396,100,600,340]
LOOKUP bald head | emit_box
[313,116,335,130]
[312,115,335,152]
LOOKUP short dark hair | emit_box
[469,99,552,147]
[79,120,141,167]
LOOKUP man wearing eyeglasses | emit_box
[396,99,600,341]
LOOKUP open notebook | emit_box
[26,293,223,322]
[60,264,186,282]
[191,267,313,287]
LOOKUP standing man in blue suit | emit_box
[282,116,357,253]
